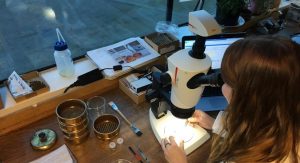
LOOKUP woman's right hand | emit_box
[188,110,215,130]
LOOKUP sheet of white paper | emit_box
[29,145,75,163]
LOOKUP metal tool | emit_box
[108,101,142,136]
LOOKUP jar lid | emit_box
[31,129,57,150]
[54,41,68,51]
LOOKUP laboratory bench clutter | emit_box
[0,89,212,163]
[0,10,221,163]
[1,3,300,162]
[0,23,203,163]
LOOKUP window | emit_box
[172,0,216,25]
[0,0,215,81]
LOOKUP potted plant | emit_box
[215,0,246,26]
[248,0,281,15]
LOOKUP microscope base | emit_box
[149,108,210,155]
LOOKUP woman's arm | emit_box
[187,110,215,130]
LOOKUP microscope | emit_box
[146,10,223,155]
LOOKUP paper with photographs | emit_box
[87,37,160,80]
[108,40,151,64]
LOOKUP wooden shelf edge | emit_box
[0,78,118,136]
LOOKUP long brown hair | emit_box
[209,36,300,162]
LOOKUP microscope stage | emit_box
[149,109,210,155]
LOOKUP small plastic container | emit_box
[54,41,75,77]
[54,28,75,77]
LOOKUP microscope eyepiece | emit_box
[187,71,223,89]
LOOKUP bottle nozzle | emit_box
[56,28,66,42]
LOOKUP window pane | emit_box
[172,0,217,24]
[0,0,167,80]
[0,0,216,81]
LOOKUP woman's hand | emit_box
[188,110,215,130]
[161,136,187,163]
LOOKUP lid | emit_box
[31,129,57,150]
[54,41,68,51]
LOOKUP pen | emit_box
[136,146,150,163]
[128,146,143,163]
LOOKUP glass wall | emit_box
[172,0,216,24]
[0,0,216,81]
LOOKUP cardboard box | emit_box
[119,77,146,104]
[144,32,179,55]
[6,71,50,102]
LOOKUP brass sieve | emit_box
[61,125,89,138]
[64,130,90,144]
[56,99,89,144]
[93,114,120,141]
[56,99,87,125]
[58,118,88,133]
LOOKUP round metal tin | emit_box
[31,129,57,150]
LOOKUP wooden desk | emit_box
[0,89,211,163]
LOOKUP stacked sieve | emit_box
[56,99,89,144]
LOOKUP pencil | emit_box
[128,146,143,163]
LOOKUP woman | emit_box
[161,36,300,163]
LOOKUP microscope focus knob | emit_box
[160,73,171,85]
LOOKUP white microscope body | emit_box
[168,10,221,110]
[148,10,222,155]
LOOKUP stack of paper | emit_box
[87,37,160,80]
